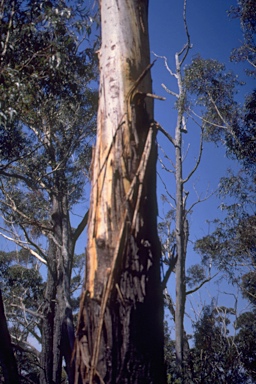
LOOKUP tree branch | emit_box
[72,210,89,245]
[11,336,40,359]
[161,255,177,290]
[186,186,216,216]
[1,2,15,57]
[179,0,192,66]
[182,126,204,184]
[0,230,47,264]
[152,52,177,78]
[20,223,49,262]
[155,121,176,147]
[10,303,43,320]
[161,83,179,98]
[186,272,218,295]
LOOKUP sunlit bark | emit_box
[75,0,165,382]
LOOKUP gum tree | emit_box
[0,1,98,383]
[75,1,165,383]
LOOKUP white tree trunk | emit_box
[75,1,165,383]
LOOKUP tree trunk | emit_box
[40,239,58,384]
[0,289,20,384]
[75,0,165,383]
[174,50,190,377]
[174,107,186,375]
[40,194,75,384]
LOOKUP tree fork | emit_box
[74,0,165,383]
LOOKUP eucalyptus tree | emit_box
[0,1,98,383]
[0,249,43,383]
[194,0,256,305]
[155,1,242,378]
[229,0,256,77]
[74,0,165,383]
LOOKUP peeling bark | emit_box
[75,1,165,383]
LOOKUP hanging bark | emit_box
[75,0,165,383]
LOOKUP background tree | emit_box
[0,288,20,384]
[188,304,249,384]
[0,249,85,383]
[229,0,256,77]
[74,0,165,383]
[155,0,242,378]
[194,0,255,306]
[0,1,98,383]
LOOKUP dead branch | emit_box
[186,272,218,295]
[155,121,176,147]
[182,126,204,184]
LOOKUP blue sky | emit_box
[148,0,255,333]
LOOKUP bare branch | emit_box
[0,188,52,233]
[155,121,176,147]
[20,223,49,263]
[186,185,216,216]
[157,171,176,206]
[161,255,177,290]
[182,126,204,184]
[161,83,179,98]
[10,303,43,320]
[72,210,89,245]
[186,272,218,295]
[247,58,256,69]
[152,52,177,78]
[137,91,166,101]
[207,92,243,150]
[0,230,47,264]
[188,107,227,129]
[179,0,192,66]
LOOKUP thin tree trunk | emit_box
[0,289,20,384]
[174,123,186,375]
[75,0,165,383]
[174,52,187,376]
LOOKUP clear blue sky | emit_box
[148,0,254,333]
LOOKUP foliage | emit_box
[0,0,98,252]
[164,302,256,383]
[0,0,98,162]
[0,250,43,382]
[184,55,242,144]
[229,0,256,77]
[0,0,98,381]
[186,264,206,288]
[235,310,256,380]
[0,249,85,382]
[227,0,256,167]
[192,0,255,313]
[187,305,251,383]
